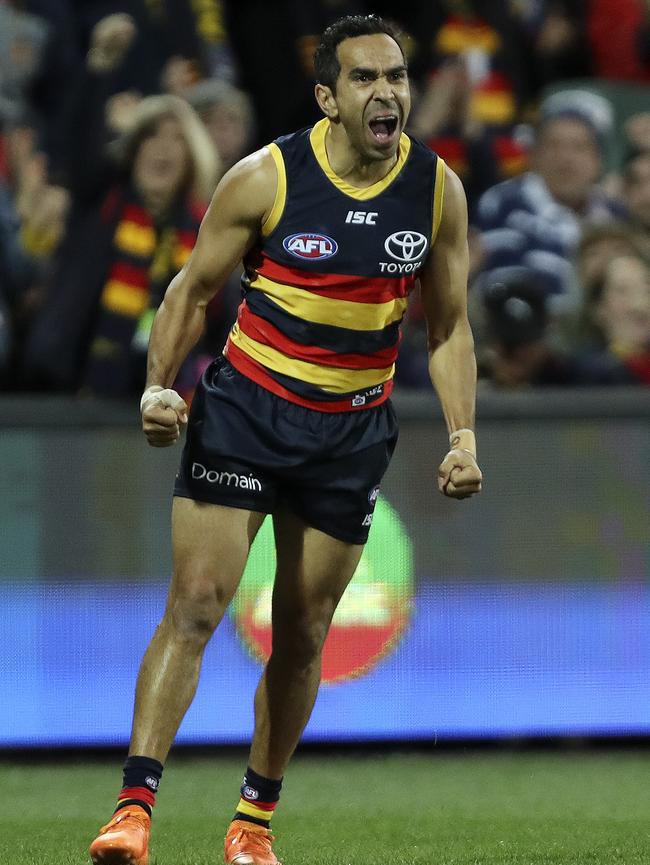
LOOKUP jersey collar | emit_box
[309,118,411,201]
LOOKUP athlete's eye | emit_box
[390,70,406,81]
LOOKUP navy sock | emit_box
[114,755,164,817]
[233,766,283,827]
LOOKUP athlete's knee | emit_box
[273,595,337,665]
[165,576,230,643]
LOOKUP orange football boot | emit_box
[89,806,151,865]
[224,819,280,865]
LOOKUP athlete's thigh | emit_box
[271,508,363,613]
[169,496,266,607]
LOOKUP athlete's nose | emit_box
[373,74,395,103]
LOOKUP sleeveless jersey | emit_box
[224,117,445,412]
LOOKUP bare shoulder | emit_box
[180,147,281,293]
[227,146,278,195]
[205,146,278,228]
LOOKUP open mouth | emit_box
[368,114,399,145]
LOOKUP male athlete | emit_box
[90,14,482,865]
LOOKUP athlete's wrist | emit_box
[449,427,476,457]
[140,385,185,416]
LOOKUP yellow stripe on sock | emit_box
[236,798,275,821]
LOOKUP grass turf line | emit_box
[1,751,649,864]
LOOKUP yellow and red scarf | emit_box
[84,191,201,395]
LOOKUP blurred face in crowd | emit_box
[132,116,191,207]
[624,153,650,232]
[317,33,410,164]
[594,255,650,351]
[202,101,250,171]
[487,340,550,388]
[578,233,639,289]
[534,117,601,210]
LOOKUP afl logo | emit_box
[283,232,338,260]
[384,230,427,262]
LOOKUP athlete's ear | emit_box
[315,83,339,120]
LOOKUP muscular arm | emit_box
[146,148,276,389]
[420,165,482,497]
[141,148,276,446]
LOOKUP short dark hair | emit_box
[314,14,405,93]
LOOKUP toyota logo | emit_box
[384,230,428,262]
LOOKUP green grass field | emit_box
[1,750,649,864]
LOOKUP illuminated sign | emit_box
[230,498,414,683]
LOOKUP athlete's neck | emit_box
[324,121,398,188]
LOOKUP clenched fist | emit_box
[140,386,188,448]
[438,448,482,500]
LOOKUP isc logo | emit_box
[345,210,378,225]
[283,232,338,260]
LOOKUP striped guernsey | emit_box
[224,117,445,411]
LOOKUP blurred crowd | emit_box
[1,0,649,399]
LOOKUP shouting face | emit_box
[317,33,410,164]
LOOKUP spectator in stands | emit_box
[153,0,237,86]
[474,90,624,310]
[408,57,526,214]
[6,0,81,174]
[573,252,650,384]
[520,0,590,92]
[576,224,643,290]
[623,148,650,255]
[0,2,49,130]
[552,225,643,356]
[477,276,576,388]
[409,1,529,105]
[22,15,219,398]
[408,1,530,214]
[95,1,236,94]
[0,179,41,380]
[182,78,256,375]
[0,0,73,384]
[624,112,650,155]
[184,79,255,171]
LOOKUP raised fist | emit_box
[87,13,137,73]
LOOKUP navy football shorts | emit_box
[174,357,398,544]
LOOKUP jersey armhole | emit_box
[431,156,446,244]
[261,143,287,237]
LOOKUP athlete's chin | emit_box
[364,135,400,161]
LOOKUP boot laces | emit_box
[233,825,275,854]
[99,809,148,835]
